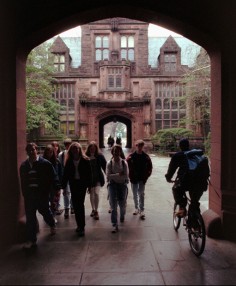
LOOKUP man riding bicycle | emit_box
[165,138,209,217]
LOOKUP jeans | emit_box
[131,181,145,212]
[108,182,128,226]
[63,183,73,209]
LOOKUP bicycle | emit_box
[172,183,206,256]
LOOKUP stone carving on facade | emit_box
[111,18,119,31]
[111,50,119,62]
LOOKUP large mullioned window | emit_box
[155,82,186,130]
[120,35,134,61]
[95,36,109,61]
[107,67,122,89]
[52,83,75,135]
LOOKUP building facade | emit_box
[48,18,199,148]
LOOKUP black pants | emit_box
[24,193,55,243]
[70,180,87,230]
[172,181,203,211]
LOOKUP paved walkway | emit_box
[0,149,236,285]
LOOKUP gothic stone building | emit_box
[48,18,199,148]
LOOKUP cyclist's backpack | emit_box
[183,149,210,191]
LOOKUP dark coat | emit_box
[61,157,92,189]
[165,151,189,183]
[20,156,59,197]
[93,153,107,187]
[126,151,153,184]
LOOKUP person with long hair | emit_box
[61,142,92,237]
[106,144,129,233]
[85,141,106,220]
[51,141,61,157]
[43,144,62,221]
[58,138,74,219]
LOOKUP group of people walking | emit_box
[20,136,209,249]
[19,138,153,248]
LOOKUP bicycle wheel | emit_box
[173,203,181,230]
[188,211,206,256]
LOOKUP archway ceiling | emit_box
[15,0,229,54]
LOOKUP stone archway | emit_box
[97,111,133,149]
[2,1,235,249]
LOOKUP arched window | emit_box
[128,36,134,47]
[121,36,127,48]
[95,36,102,48]
[103,36,109,48]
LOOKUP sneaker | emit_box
[93,211,99,220]
[120,217,125,223]
[70,208,75,215]
[176,208,186,218]
[140,211,145,220]
[111,225,118,233]
[90,210,95,217]
[54,217,58,224]
[22,241,37,249]
[133,209,139,215]
[50,226,56,236]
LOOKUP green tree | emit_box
[26,42,60,140]
[180,48,211,138]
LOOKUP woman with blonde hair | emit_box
[61,142,92,237]
[85,141,106,220]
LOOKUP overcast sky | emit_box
[59,23,182,37]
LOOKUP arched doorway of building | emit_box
[99,115,132,149]
[104,121,127,148]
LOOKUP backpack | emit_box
[183,149,210,192]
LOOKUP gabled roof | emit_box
[49,36,70,53]
[148,36,201,68]
[160,35,181,52]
